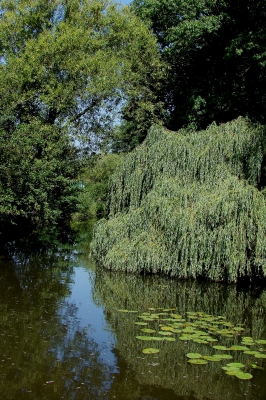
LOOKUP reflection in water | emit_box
[0,225,266,399]
[93,269,266,400]
[0,231,115,400]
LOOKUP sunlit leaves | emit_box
[92,118,266,283]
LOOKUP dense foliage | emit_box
[132,0,266,131]
[91,118,266,282]
[0,0,163,233]
[74,153,123,220]
[0,122,79,231]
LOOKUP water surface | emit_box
[0,226,266,399]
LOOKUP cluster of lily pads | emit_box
[118,308,266,380]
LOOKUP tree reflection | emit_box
[0,233,114,400]
[93,269,266,400]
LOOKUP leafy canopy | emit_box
[0,0,163,231]
[132,0,266,130]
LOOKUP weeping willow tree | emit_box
[91,117,266,282]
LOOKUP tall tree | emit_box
[0,0,163,232]
[132,0,266,130]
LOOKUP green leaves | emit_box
[91,118,266,283]
[133,0,266,130]
[0,0,164,232]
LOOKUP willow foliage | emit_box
[91,117,266,282]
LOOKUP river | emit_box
[0,223,266,399]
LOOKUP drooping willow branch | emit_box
[91,117,266,283]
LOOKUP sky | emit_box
[119,0,131,5]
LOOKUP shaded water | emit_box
[0,224,266,399]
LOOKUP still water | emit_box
[0,225,266,400]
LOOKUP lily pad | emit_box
[179,335,193,341]
[160,326,173,331]
[228,345,249,351]
[163,337,176,342]
[202,355,222,362]
[186,353,202,359]
[243,350,261,355]
[141,328,156,333]
[182,327,195,333]
[225,369,239,376]
[213,345,228,351]
[251,364,264,370]
[142,348,160,354]
[233,327,245,331]
[226,362,245,368]
[188,359,208,365]
[205,337,218,342]
[135,322,148,326]
[170,314,183,319]
[256,339,266,345]
[254,353,266,359]
[136,336,163,341]
[216,354,233,360]
[235,372,253,380]
[192,339,209,344]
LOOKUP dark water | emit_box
[0,224,266,400]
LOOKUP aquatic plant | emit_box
[91,117,266,282]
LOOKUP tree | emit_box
[91,118,266,283]
[0,0,163,232]
[132,0,266,130]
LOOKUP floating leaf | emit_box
[193,339,209,344]
[202,355,222,362]
[182,328,195,333]
[235,372,253,380]
[213,345,228,351]
[135,322,148,326]
[233,327,245,331]
[136,336,163,341]
[222,366,240,372]
[241,341,255,346]
[254,353,266,359]
[186,353,202,359]
[160,326,173,331]
[228,345,249,351]
[163,337,176,342]
[158,331,173,336]
[188,359,208,365]
[256,339,266,345]
[216,354,233,360]
[225,370,239,376]
[170,314,183,319]
[142,348,160,354]
[205,337,218,342]
[226,362,245,368]
[179,335,193,341]
[243,350,261,355]
[141,328,156,333]
[200,335,213,340]
[251,364,264,370]
[194,330,208,336]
